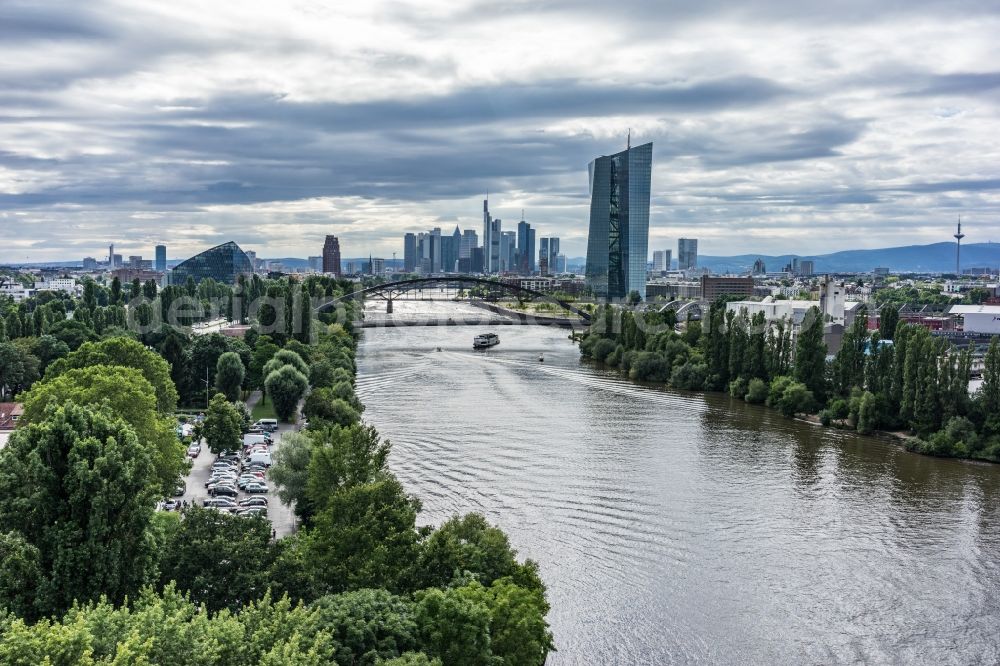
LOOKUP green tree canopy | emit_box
[47,336,179,413]
[203,393,244,454]
[265,364,309,422]
[158,507,275,612]
[215,351,246,402]
[0,402,157,618]
[21,365,185,492]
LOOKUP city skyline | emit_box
[2,1,1000,263]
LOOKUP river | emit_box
[355,301,1000,665]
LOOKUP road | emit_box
[175,418,298,538]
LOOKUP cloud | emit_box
[1,0,999,261]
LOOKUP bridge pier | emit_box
[386,298,393,314]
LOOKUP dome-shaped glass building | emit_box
[168,241,253,285]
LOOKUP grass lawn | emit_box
[250,397,278,421]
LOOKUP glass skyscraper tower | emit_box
[585,141,652,301]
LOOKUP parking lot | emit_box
[173,419,299,538]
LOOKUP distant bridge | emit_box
[315,276,592,323]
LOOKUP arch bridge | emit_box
[315,276,591,322]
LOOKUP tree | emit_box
[0,531,42,618]
[0,402,157,618]
[793,306,827,404]
[305,423,391,512]
[414,584,496,666]
[0,342,26,400]
[879,304,899,340]
[188,333,231,398]
[47,336,179,413]
[264,348,310,378]
[158,507,275,612]
[215,351,245,402]
[19,365,185,495]
[415,514,544,593]
[251,336,281,388]
[303,392,361,427]
[308,589,421,663]
[47,319,97,350]
[26,340,65,383]
[265,365,309,422]
[745,378,768,404]
[110,276,123,305]
[306,475,421,594]
[269,431,315,519]
[203,392,244,454]
[778,381,814,418]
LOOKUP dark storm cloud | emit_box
[165,76,791,132]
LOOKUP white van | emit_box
[246,450,272,466]
[243,433,270,447]
[253,419,278,432]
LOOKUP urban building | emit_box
[460,229,478,272]
[585,141,653,300]
[372,258,385,275]
[555,254,567,273]
[308,256,323,272]
[155,245,167,272]
[819,277,845,325]
[112,254,123,269]
[790,258,814,276]
[539,238,550,274]
[403,233,417,272]
[678,238,698,270]
[345,261,357,275]
[500,231,516,272]
[471,247,485,274]
[322,235,342,276]
[82,257,97,270]
[752,258,766,275]
[517,219,536,273]
[168,241,253,285]
[245,250,257,272]
[108,244,116,268]
[128,255,143,269]
[652,250,671,273]
[701,275,754,300]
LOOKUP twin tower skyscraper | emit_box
[585,141,652,301]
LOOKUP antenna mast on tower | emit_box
[954,218,965,275]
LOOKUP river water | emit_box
[356,301,1000,665]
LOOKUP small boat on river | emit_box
[473,333,500,349]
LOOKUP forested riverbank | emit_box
[0,274,553,664]
[580,300,1000,463]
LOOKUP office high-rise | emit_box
[155,244,167,272]
[403,233,417,272]
[322,235,342,276]
[678,238,698,270]
[539,238,550,273]
[500,231,516,272]
[585,141,653,300]
[653,249,671,273]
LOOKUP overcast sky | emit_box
[2,0,999,263]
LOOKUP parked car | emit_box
[236,506,267,517]
[187,444,201,458]
[210,485,239,498]
[162,499,180,511]
[238,496,269,508]
[244,481,269,494]
[172,482,186,497]
[203,497,238,509]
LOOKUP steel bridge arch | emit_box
[314,276,591,320]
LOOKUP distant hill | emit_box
[697,242,1000,274]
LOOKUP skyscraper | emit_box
[500,231,516,272]
[539,238,550,273]
[322,235,342,276]
[109,244,115,268]
[527,228,536,273]
[516,219,530,274]
[548,237,560,273]
[653,250,667,272]
[585,141,653,300]
[460,229,478,272]
[678,238,698,270]
[155,244,167,272]
[482,197,502,273]
[403,233,417,272]
[450,226,462,272]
